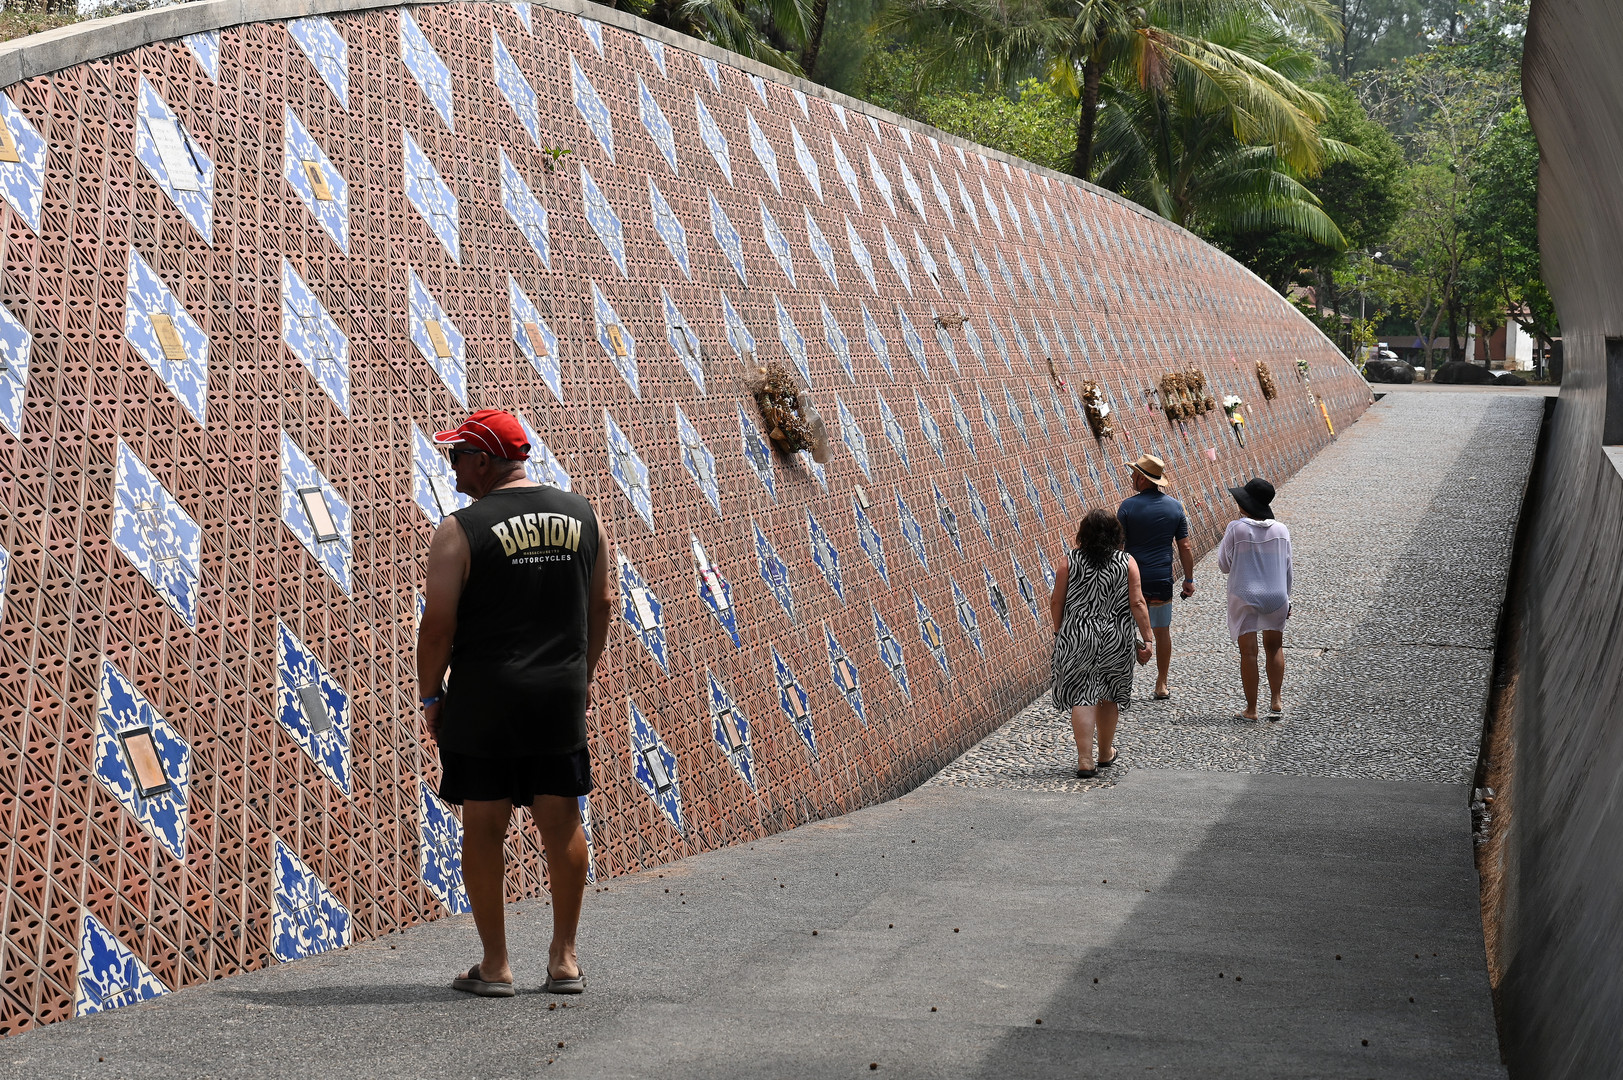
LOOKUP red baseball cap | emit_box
[433,409,531,460]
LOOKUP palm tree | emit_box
[1091,9,1352,245]
[634,0,812,73]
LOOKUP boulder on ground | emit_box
[1432,360,1497,385]
[1363,358,1415,384]
[1495,371,1528,386]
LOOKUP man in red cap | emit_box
[416,408,613,996]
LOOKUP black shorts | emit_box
[1141,577,1174,603]
[438,746,594,805]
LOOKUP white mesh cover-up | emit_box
[1216,518,1292,641]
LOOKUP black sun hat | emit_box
[1229,477,1276,520]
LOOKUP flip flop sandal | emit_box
[1153,691,1171,700]
[1233,713,1258,722]
[1075,768,1098,779]
[452,964,516,998]
[1097,753,1119,767]
[542,970,586,995]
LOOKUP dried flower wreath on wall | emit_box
[1184,369,1216,414]
[743,356,832,462]
[1080,379,1114,438]
[1157,371,1215,422]
[1255,361,1279,400]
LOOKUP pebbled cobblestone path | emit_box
[928,391,1545,792]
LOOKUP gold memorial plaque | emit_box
[149,313,188,361]
[303,160,333,201]
[522,321,548,357]
[0,122,20,164]
[605,324,627,357]
[424,319,452,359]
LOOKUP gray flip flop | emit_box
[542,970,586,995]
[452,963,516,997]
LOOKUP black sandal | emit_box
[1097,753,1119,767]
[1076,767,1098,779]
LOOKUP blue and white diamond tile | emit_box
[517,413,571,490]
[276,621,351,793]
[866,114,883,139]
[695,93,733,183]
[1067,457,1087,504]
[720,291,756,359]
[417,782,470,914]
[272,836,353,963]
[739,403,775,498]
[803,209,838,289]
[831,101,849,130]
[774,296,809,383]
[792,87,810,118]
[700,55,721,91]
[985,564,1014,637]
[754,521,794,622]
[845,216,877,292]
[881,224,911,293]
[408,269,466,404]
[288,17,348,107]
[859,302,891,377]
[709,190,748,284]
[0,296,31,436]
[580,165,626,275]
[135,79,214,243]
[947,387,974,457]
[638,76,678,173]
[747,111,781,192]
[826,622,865,724]
[1036,544,1056,592]
[281,261,348,413]
[979,178,1002,235]
[951,577,983,655]
[792,124,822,200]
[915,232,942,294]
[995,249,1018,298]
[836,395,870,480]
[619,553,668,672]
[957,174,980,231]
[1038,255,1059,302]
[674,401,720,515]
[113,442,201,624]
[662,288,705,393]
[400,9,453,130]
[577,15,605,54]
[1022,466,1046,526]
[508,276,561,402]
[692,537,740,648]
[930,165,955,225]
[773,646,815,755]
[281,432,352,591]
[807,511,842,600]
[124,250,209,426]
[648,177,690,277]
[820,296,853,382]
[978,388,1003,450]
[1009,315,1033,366]
[897,491,927,569]
[965,475,993,543]
[604,410,653,531]
[898,156,926,220]
[866,147,896,215]
[0,94,44,233]
[1005,387,1029,445]
[402,130,459,261]
[800,450,828,490]
[749,73,769,105]
[1010,552,1041,621]
[500,149,551,268]
[629,695,681,828]
[854,497,886,583]
[873,605,910,699]
[94,657,189,862]
[994,471,1021,534]
[1027,387,1049,439]
[569,54,614,161]
[972,245,997,299]
[761,202,796,288]
[915,591,950,678]
[934,483,962,555]
[592,281,639,396]
[829,135,861,210]
[412,425,466,524]
[876,389,907,468]
[641,35,667,74]
[895,305,927,376]
[1030,314,1050,358]
[183,30,220,82]
[75,912,168,1018]
[916,392,944,463]
[707,672,755,789]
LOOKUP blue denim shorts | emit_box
[1147,600,1174,629]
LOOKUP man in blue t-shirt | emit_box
[1117,454,1196,699]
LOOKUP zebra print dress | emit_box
[1051,549,1135,710]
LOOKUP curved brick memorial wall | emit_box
[0,0,1368,1031]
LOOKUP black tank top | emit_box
[438,484,601,757]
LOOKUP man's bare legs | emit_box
[1238,629,1286,719]
[460,799,515,985]
[1069,700,1120,771]
[1150,605,1172,697]
[531,794,589,980]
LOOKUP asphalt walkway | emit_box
[0,391,1539,1079]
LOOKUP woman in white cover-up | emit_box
[1217,478,1292,721]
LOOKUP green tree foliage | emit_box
[618,0,811,72]
[1464,103,1556,349]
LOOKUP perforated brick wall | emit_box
[0,0,1368,1033]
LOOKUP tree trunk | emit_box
[800,0,831,80]
[1447,296,1462,363]
[1069,56,1102,181]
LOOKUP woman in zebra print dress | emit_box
[1049,509,1154,777]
